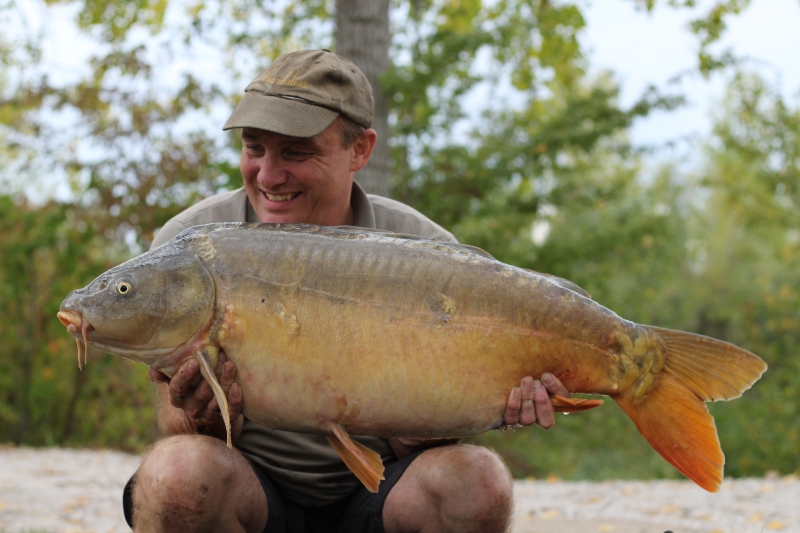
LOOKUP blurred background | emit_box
[0,0,798,482]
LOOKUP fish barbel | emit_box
[57,223,766,493]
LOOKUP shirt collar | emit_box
[350,180,376,229]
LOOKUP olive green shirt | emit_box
[151,182,456,506]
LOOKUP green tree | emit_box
[0,196,158,449]
[1,0,731,246]
[693,73,800,476]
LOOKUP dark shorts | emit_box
[123,449,423,533]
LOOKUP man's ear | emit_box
[350,128,378,172]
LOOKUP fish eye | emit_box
[116,281,133,295]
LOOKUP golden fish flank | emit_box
[57,223,766,494]
[426,293,457,327]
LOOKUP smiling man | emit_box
[239,125,360,227]
[124,50,571,533]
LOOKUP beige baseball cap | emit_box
[223,49,373,137]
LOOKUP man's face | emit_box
[240,120,374,227]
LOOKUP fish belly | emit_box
[211,231,622,439]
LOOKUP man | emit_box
[125,49,571,532]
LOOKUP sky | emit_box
[582,0,800,150]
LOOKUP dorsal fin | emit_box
[524,270,592,299]
[450,243,494,259]
[314,226,496,259]
[191,223,496,259]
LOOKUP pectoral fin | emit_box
[551,394,604,413]
[195,347,231,449]
[326,423,385,493]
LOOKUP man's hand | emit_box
[149,351,245,444]
[502,373,570,430]
[390,373,570,459]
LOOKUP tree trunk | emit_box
[336,0,391,198]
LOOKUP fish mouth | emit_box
[57,310,94,370]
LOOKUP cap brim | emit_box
[223,92,339,137]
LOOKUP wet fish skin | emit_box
[58,223,767,493]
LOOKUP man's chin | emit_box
[256,208,311,225]
[255,200,309,225]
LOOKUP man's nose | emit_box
[256,152,289,187]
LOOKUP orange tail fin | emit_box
[615,327,766,492]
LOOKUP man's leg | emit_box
[382,444,514,533]
[130,434,269,533]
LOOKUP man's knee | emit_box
[137,435,234,502]
[386,444,513,533]
[132,435,267,531]
[432,445,513,515]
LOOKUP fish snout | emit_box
[56,309,94,369]
[58,311,95,337]
[57,309,94,335]
[57,310,80,328]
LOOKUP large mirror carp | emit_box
[57,223,766,493]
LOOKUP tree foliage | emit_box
[0,197,157,449]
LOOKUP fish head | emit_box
[58,245,216,369]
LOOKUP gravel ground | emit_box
[0,446,796,533]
